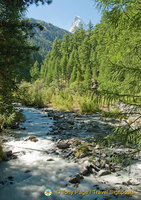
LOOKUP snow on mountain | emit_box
[69,16,87,33]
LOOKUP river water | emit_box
[0,106,137,200]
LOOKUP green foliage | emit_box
[30,60,40,82]
[99,126,141,148]
[74,143,91,158]
[79,97,100,113]
[18,80,63,108]
[102,108,125,120]
[0,109,24,131]
[0,0,47,127]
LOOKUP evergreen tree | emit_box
[76,71,82,83]
[54,58,60,82]
[0,0,52,116]
[87,20,94,35]
[78,38,91,73]
[83,66,92,90]
[70,67,77,83]
[60,55,68,81]
[30,61,40,82]
[66,50,76,80]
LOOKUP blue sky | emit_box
[27,0,102,31]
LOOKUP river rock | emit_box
[97,169,111,176]
[7,176,14,180]
[83,161,100,172]
[95,161,101,168]
[47,158,54,161]
[24,170,31,173]
[56,140,70,149]
[116,173,121,176]
[67,120,74,125]
[20,127,26,130]
[28,136,38,142]
[122,180,132,186]
[90,168,97,174]
[82,161,93,169]
[2,139,8,143]
[87,126,99,132]
[53,115,60,120]
[80,168,90,176]
[69,174,84,184]
[11,122,19,129]
[95,144,102,149]
[105,164,111,170]
[5,150,12,157]
[11,155,18,159]
[114,166,123,171]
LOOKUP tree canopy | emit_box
[0,0,52,119]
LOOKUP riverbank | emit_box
[43,107,141,199]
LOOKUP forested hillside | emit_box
[29,18,69,63]
[20,0,141,148]
[27,2,141,109]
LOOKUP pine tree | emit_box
[78,38,91,73]
[83,66,92,90]
[30,61,40,82]
[70,67,77,83]
[60,55,68,81]
[66,50,75,80]
[76,71,82,83]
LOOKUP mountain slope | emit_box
[29,18,69,61]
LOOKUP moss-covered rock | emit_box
[74,143,92,158]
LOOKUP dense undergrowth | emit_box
[17,80,100,113]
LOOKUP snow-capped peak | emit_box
[69,16,87,33]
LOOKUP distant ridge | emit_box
[29,18,69,61]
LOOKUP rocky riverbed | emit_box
[0,106,140,200]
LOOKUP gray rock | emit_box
[69,174,84,184]
[67,120,75,125]
[53,115,60,120]
[32,138,38,142]
[97,170,111,176]
[116,173,121,176]
[105,164,111,170]
[56,140,70,149]
[122,180,132,186]
[80,168,90,176]
[95,161,101,168]
[83,161,100,172]
[27,136,38,142]
[2,139,8,143]
[90,168,97,174]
